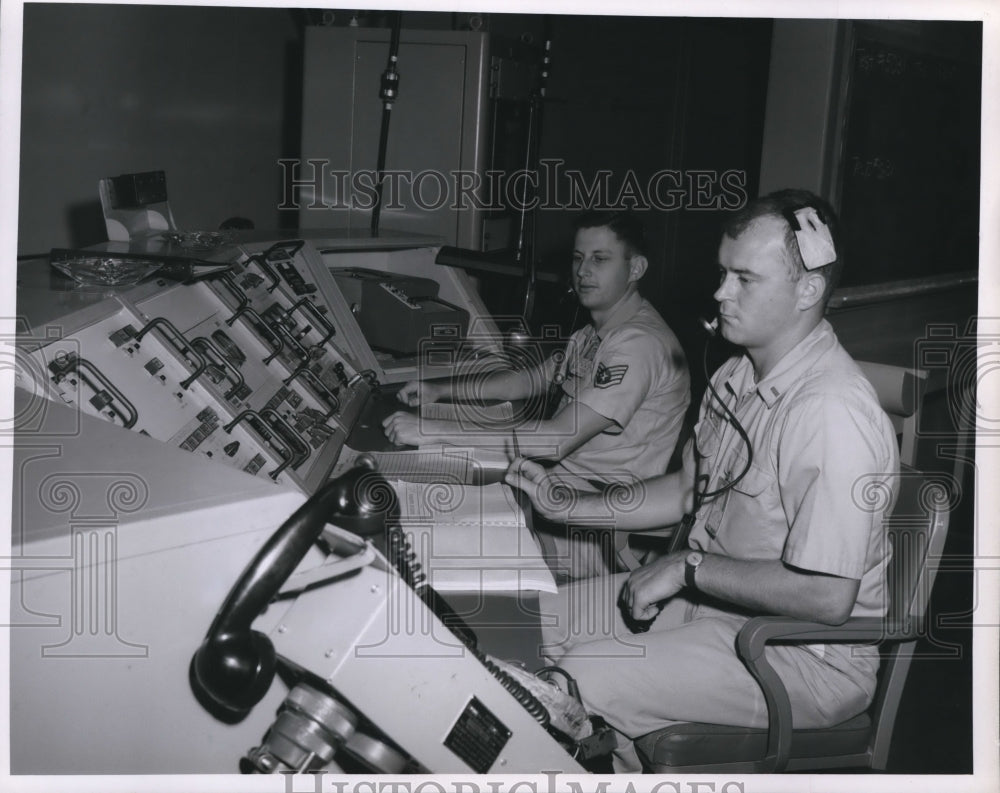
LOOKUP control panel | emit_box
[21,239,377,494]
[379,280,423,309]
[330,266,470,357]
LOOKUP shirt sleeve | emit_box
[779,392,896,580]
[570,327,664,432]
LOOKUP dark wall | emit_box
[528,16,772,389]
[17,5,772,356]
[473,16,772,347]
[17,4,300,254]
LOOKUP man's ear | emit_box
[628,255,648,283]
[796,271,826,311]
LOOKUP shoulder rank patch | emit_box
[594,363,628,388]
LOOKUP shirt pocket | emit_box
[730,458,771,498]
[698,455,774,544]
[693,412,724,460]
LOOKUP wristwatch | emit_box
[685,551,705,589]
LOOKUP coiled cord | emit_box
[383,522,549,728]
[476,652,550,729]
[385,524,427,593]
[383,523,479,650]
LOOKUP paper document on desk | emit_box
[331,445,510,484]
[391,480,556,594]
[420,401,515,424]
[412,444,511,473]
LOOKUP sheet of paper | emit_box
[420,400,515,423]
[333,445,511,484]
[390,480,555,593]
[392,480,524,525]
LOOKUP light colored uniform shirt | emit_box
[552,292,690,487]
[684,320,898,677]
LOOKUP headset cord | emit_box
[693,335,755,508]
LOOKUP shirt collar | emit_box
[592,290,644,336]
[724,320,836,408]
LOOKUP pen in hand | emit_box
[509,427,528,483]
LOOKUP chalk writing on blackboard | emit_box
[856,47,905,76]
[848,155,895,181]
[836,23,981,289]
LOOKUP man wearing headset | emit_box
[506,190,899,771]
[384,211,690,579]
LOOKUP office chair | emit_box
[856,360,929,468]
[634,467,953,773]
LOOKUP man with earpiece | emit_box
[506,190,899,772]
[383,211,690,579]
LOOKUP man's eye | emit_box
[738,276,750,284]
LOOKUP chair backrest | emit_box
[867,466,954,768]
[856,360,930,468]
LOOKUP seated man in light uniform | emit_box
[506,190,899,771]
[383,211,690,579]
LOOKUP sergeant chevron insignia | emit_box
[594,363,628,388]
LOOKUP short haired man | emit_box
[507,190,899,770]
[384,211,690,578]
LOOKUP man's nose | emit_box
[714,274,734,302]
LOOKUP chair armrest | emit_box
[734,616,891,772]
[738,616,889,661]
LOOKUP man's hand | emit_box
[618,552,687,622]
[504,458,579,522]
[396,380,445,407]
[382,411,428,447]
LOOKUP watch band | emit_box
[685,552,703,589]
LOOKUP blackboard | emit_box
[836,23,982,289]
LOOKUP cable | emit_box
[371,11,402,237]
[536,665,581,701]
[693,327,754,503]
[477,653,550,728]
[383,520,550,728]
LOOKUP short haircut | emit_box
[722,189,844,303]
[572,211,648,260]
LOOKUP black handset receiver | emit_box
[191,458,551,739]
[189,458,397,723]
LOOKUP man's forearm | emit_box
[623,552,861,625]
[446,366,547,403]
[405,418,516,447]
[691,555,860,625]
[534,471,691,531]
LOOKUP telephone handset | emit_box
[191,455,556,774]
[189,458,396,723]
